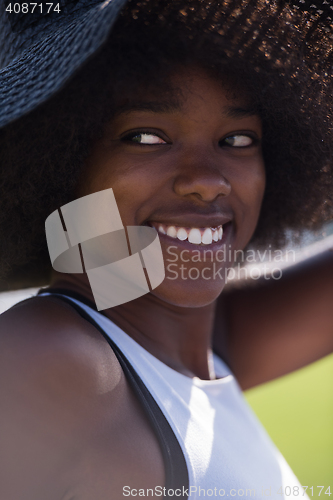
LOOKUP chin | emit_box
[151,276,227,308]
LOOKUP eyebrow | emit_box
[114,100,181,116]
[223,105,259,119]
[114,101,258,118]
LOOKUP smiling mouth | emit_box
[148,222,226,245]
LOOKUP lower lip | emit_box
[150,222,233,253]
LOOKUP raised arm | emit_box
[213,248,333,390]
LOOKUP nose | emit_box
[173,157,231,202]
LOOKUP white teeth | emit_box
[188,228,202,244]
[177,227,188,241]
[166,226,177,238]
[202,228,213,245]
[155,223,224,245]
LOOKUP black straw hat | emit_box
[0,0,332,129]
[0,0,128,128]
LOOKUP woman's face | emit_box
[77,67,265,307]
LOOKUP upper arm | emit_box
[0,297,123,500]
[214,250,333,390]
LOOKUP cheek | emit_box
[109,166,168,224]
[240,156,266,207]
[248,167,266,212]
[232,159,266,245]
[77,151,165,223]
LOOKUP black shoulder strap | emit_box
[37,288,189,499]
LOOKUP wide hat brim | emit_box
[0,0,332,130]
[0,0,128,128]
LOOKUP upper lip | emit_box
[145,213,233,228]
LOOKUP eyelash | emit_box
[121,130,257,148]
[219,134,258,148]
[121,130,169,145]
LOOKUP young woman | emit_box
[0,1,332,499]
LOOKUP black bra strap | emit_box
[37,289,189,499]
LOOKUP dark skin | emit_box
[219,248,333,388]
[0,67,332,499]
[52,67,265,380]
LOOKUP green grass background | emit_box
[245,354,333,498]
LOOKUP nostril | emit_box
[173,172,231,201]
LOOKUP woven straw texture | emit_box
[0,0,127,127]
[0,0,332,128]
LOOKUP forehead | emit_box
[113,66,258,120]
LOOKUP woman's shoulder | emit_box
[0,294,124,428]
[0,296,166,498]
[0,295,126,497]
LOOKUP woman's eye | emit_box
[221,135,254,148]
[122,132,167,145]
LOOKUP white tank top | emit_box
[47,293,308,499]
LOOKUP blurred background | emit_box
[1,223,332,496]
[245,355,333,497]
[245,222,333,496]
[243,222,333,496]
